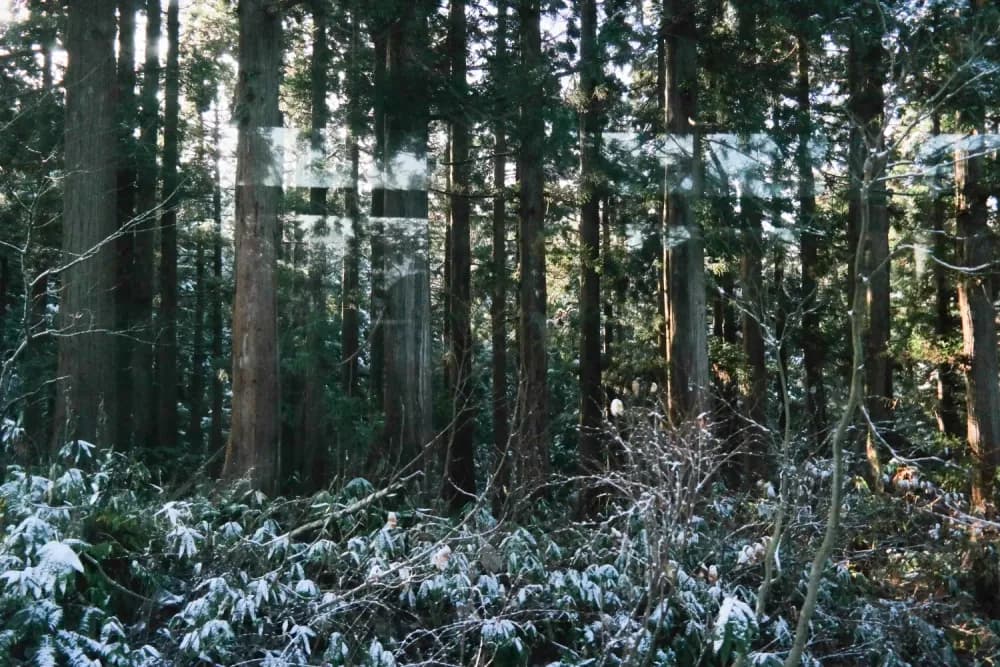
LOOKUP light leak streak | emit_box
[222,128,998,282]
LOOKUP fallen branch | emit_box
[281,471,423,543]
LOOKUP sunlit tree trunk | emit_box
[53,0,118,450]
[382,0,434,472]
[847,12,891,489]
[957,133,999,513]
[224,0,283,491]
[663,0,708,424]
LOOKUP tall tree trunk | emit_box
[443,0,477,509]
[663,0,707,424]
[513,0,550,496]
[302,0,332,490]
[156,0,180,451]
[53,0,118,450]
[381,0,434,472]
[847,11,890,488]
[341,141,361,394]
[209,105,225,463]
[131,0,159,450]
[369,25,388,411]
[490,0,511,510]
[930,113,962,439]
[655,9,668,390]
[957,131,999,513]
[115,0,137,449]
[796,28,827,447]
[736,6,765,478]
[301,252,328,489]
[341,2,362,398]
[224,0,283,492]
[189,231,206,452]
[578,0,603,485]
[22,40,57,456]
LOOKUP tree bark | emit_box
[115,0,137,449]
[53,0,119,450]
[301,0,333,491]
[224,0,283,492]
[209,105,225,463]
[341,0,362,398]
[578,0,603,485]
[156,0,180,452]
[340,141,361,398]
[443,0,477,509]
[189,230,206,452]
[381,0,434,472]
[490,0,511,511]
[22,39,58,456]
[663,0,708,424]
[957,133,999,513]
[131,0,159,451]
[847,12,891,488]
[369,24,388,412]
[301,251,328,490]
[736,6,765,479]
[655,17,668,394]
[512,0,550,496]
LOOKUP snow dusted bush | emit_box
[0,442,162,665]
[0,424,983,665]
[0,435,765,666]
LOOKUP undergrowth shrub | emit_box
[0,418,995,665]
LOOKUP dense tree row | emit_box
[2,0,999,497]
[0,0,998,657]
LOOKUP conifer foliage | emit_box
[0,0,998,663]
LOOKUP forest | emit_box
[0,0,999,664]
